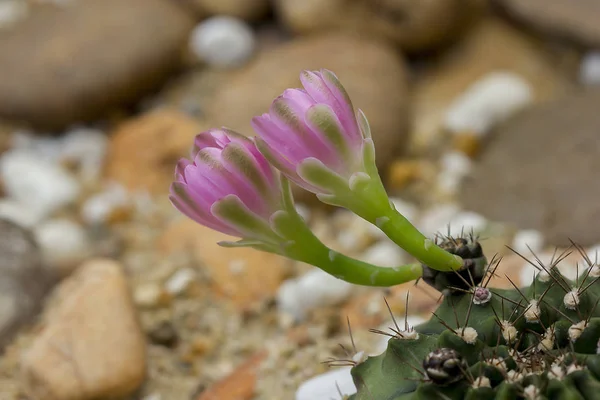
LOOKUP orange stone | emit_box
[197,351,266,400]
[105,108,207,194]
[452,133,481,158]
[159,219,289,309]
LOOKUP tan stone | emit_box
[105,108,207,194]
[411,18,576,153]
[274,0,485,52]
[20,259,146,400]
[183,0,271,21]
[197,351,266,400]
[0,0,193,129]
[159,219,289,309]
[209,33,410,184]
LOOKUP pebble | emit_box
[512,229,545,255]
[81,183,130,225]
[277,268,353,321]
[106,109,208,194]
[20,259,146,400]
[445,211,488,237]
[361,241,407,268]
[0,0,194,129]
[209,33,410,189]
[444,72,533,136]
[417,204,461,236]
[60,127,108,183]
[185,0,270,21]
[579,52,600,86]
[294,203,311,222]
[460,89,600,246]
[389,197,419,225]
[0,199,44,228]
[0,219,51,350]
[437,151,473,196]
[34,218,91,277]
[148,320,179,348]
[189,16,255,68]
[160,220,287,309]
[274,0,483,53]
[332,210,379,252]
[497,0,600,48]
[1,150,80,219]
[0,0,28,29]
[411,18,572,153]
[586,244,600,264]
[164,267,197,296]
[295,367,356,400]
[133,283,167,309]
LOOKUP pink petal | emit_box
[300,70,360,144]
[169,182,240,236]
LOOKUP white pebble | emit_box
[189,16,255,68]
[579,52,600,86]
[1,150,80,218]
[443,211,487,237]
[388,197,418,223]
[417,203,461,236]
[295,367,356,400]
[333,211,376,250]
[444,72,533,136]
[294,203,311,222]
[437,152,472,195]
[61,127,108,183]
[0,199,44,228]
[585,244,600,264]
[34,219,91,276]
[361,241,407,267]
[133,284,163,308]
[0,0,27,29]
[512,229,545,255]
[440,151,472,177]
[164,268,196,295]
[277,268,352,321]
[81,182,130,225]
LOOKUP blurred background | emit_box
[0,0,598,399]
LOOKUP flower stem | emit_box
[372,205,462,272]
[289,241,423,287]
[339,177,463,272]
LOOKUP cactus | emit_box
[348,239,600,400]
[166,69,600,399]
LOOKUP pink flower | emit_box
[169,128,284,242]
[251,69,375,195]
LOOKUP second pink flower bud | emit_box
[251,69,377,196]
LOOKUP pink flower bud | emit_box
[169,128,284,242]
[251,69,376,195]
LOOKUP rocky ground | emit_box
[0,1,599,399]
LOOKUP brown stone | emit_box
[461,88,600,247]
[209,33,410,186]
[0,0,193,129]
[20,259,146,400]
[105,108,207,194]
[411,18,575,153]
[159,219,288,309]
[197,351,266,400]
[274,0,485,53]
[0,219,51,350]
[182,0,271,21]
[497,0,600,47]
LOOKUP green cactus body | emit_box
[349,240,600,400]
